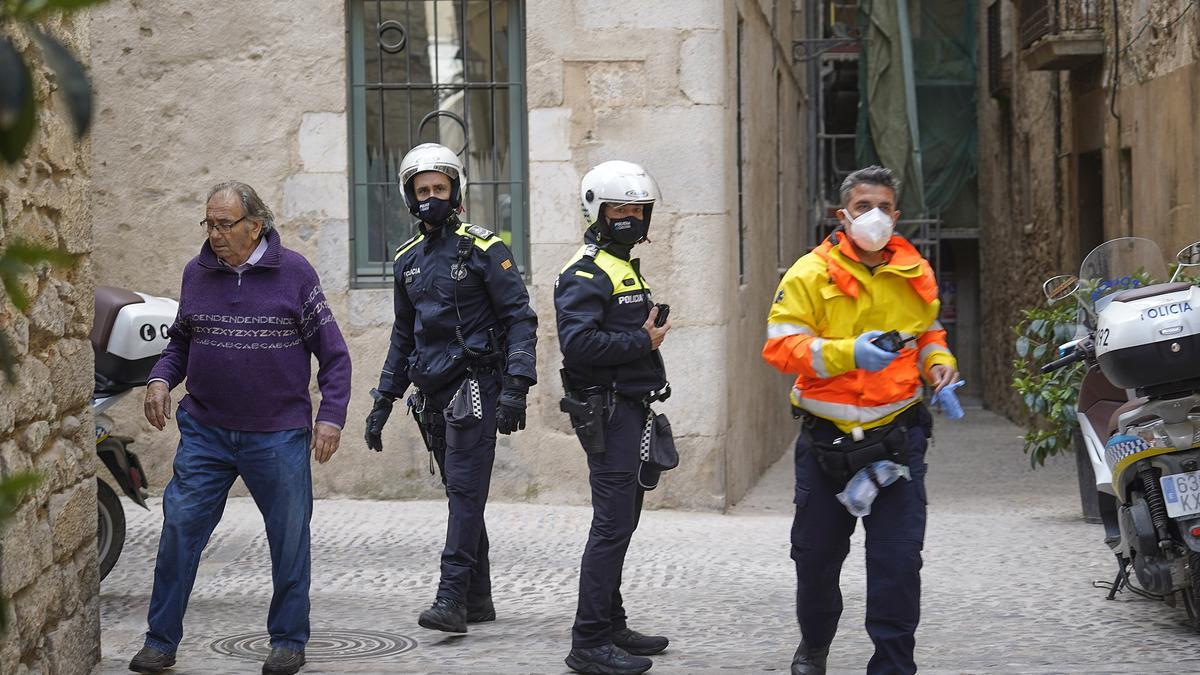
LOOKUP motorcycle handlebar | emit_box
[1041,349,1085,373]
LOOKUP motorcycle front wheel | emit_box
[97,478,126,580]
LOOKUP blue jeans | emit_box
[792,414,929,675]
[144,407,312,653]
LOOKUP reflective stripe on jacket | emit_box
[554,242,667,397]
[762,232,956,432]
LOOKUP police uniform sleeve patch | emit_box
[500,258,513,270]
[466,224,495,240]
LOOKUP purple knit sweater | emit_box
[149,230,352,432]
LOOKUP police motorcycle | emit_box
[91,285,178,579]
[1041,236,1200,628]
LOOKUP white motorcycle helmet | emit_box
[398,142,467,219]
[580,160,661,243]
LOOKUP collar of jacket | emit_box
[197,228,282,271]
[816,231,938,304]
[584,228,634,261]
[419,214,464,249]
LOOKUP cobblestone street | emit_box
[95,411,1200,674]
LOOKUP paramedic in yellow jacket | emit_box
[762,166,958,675]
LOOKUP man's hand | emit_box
[496,376,531,435]
[643,306,671,350]
[928,364,960,394]
[853,330,899,372]
[144,381,172,431]
[364,388,395,452]
[312,422,341,464]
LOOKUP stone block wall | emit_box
[0,12,100,675]
[978,0,1200,418]
[88,0,805,510]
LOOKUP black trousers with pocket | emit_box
[791,408,930,675]
[571,398,648,648]
[427,371,500,606]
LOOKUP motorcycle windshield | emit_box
[1078,237,1168,326]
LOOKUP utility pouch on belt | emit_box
[638,408,679,491]
[811,422,910,485]
[445,377,483,429]
[559,368,607,455]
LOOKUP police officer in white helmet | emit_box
[365,142,538,634]
[555,160,676,674]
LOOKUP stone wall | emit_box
[0,12,100,675]
[978,0,1200,418]
[88,0,804,510]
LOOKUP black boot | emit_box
[791,641,829,675]
[128,645,176,673]
[262,647,306,675]
[466,595,496,623]
[418,597,468,633]
[612,627,669,656]
[565,644,652,675]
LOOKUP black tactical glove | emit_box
[364,388,396,451]
[496,376,531,435]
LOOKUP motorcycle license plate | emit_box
[1160,470,1200,518]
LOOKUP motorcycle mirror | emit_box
[1177,242,1200,267]
[1043,275,1080,303]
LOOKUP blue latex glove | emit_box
[853,330,900,372]
[930,379,966,419]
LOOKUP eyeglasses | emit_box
[200,216,248,234]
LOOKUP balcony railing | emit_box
[1019,0,1103,70]
[1019,0,1101,49]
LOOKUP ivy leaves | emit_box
[1011,302,1085,467]
[0,0,105,162]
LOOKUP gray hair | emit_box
[206,181,275,234]
[839,166,900,206]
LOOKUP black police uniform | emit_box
[378,220,537,607]
[554,235,667,649]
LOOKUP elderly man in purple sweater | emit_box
[128,182,351,675]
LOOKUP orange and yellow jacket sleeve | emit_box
[761,264,858,379]
[916,319,956,375]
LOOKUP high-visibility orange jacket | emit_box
[762,232,956,433]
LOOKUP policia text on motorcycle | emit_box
[762,166,959,675]
[363,143,538,634]
[555,161,677,675]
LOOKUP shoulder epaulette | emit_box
[582,244,600,259]
[394,233,424,260]
[466,224,495,240]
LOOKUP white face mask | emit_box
[845,207,894,252]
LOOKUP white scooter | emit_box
[1042,237,1200,628]
[91,285,177,579]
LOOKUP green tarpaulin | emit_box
[856,0,977,221]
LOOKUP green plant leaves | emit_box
[0,470,42,634]
[0,37,36,164]
[0,241,74,311]
[30,28,91,137]
[10,0,109,17]
[1011,300,1085,467]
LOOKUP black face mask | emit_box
[417,197,454,227]
[606,215,647,245]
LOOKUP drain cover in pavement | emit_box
[210,630,417,662]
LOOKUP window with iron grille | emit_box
[347,0,528,286]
